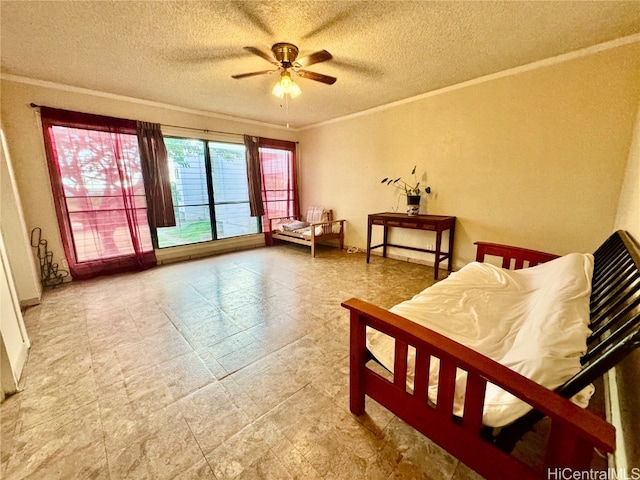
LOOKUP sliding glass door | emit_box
[209,142,257,239]
[157,137,260,248]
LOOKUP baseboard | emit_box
[19,297,40,308]
[605,369,627,471]
[368,249,435,267]
[156,235,266,265]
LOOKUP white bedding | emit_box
[366,253,595,427]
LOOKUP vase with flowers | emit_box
[381,166,431,216]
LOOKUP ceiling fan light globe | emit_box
[280,72,293,89]
[289,82,302,98]
[272,82,285,98]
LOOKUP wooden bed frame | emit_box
[342,230,640,479]
[270,209,345,257]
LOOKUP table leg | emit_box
[366,219,372,263]
[382,225,388,258]
[447,223,455,272]
[434,229,443,280]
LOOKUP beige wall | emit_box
[613,103,640,469]
[616,104,640,241]
[298,42,640,268]
[0,123,41,305]
[0,79,298,277]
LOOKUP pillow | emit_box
[306,206,326,223]
[282,220,310,231]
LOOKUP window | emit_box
[51,126,153,261]
[40,106,157,280]
[260,145,297,221]
[257,138,299,237]
[52,126,153,262]
[157,137,260,248]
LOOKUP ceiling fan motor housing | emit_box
[272,42,299,67]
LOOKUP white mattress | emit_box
[366,253,595,427]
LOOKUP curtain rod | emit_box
[30,103,243,138]
[160,123,244,137]
[29,103,297,142]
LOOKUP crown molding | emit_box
[0,73,297,132]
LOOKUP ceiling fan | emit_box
[231,42,337,98]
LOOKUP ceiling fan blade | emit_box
[296,50,332,67]
[231,69,276,79]
[296,69,337,85]
[243,46,277,64]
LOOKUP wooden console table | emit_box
[366,213,456,279]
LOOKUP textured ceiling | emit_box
[2,1,640,129]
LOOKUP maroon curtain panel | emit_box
[39,107,156,280]
[258,138,299,245]
[244,135,265,218]
[137,121,176,228]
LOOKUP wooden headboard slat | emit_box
[591,254,633,298]
[556,230,640,398]
[589,280,640,339]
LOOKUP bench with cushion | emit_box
[270,206,345,257]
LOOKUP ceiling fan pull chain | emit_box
[285,94,290,128]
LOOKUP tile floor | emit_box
[1,244,542,479]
